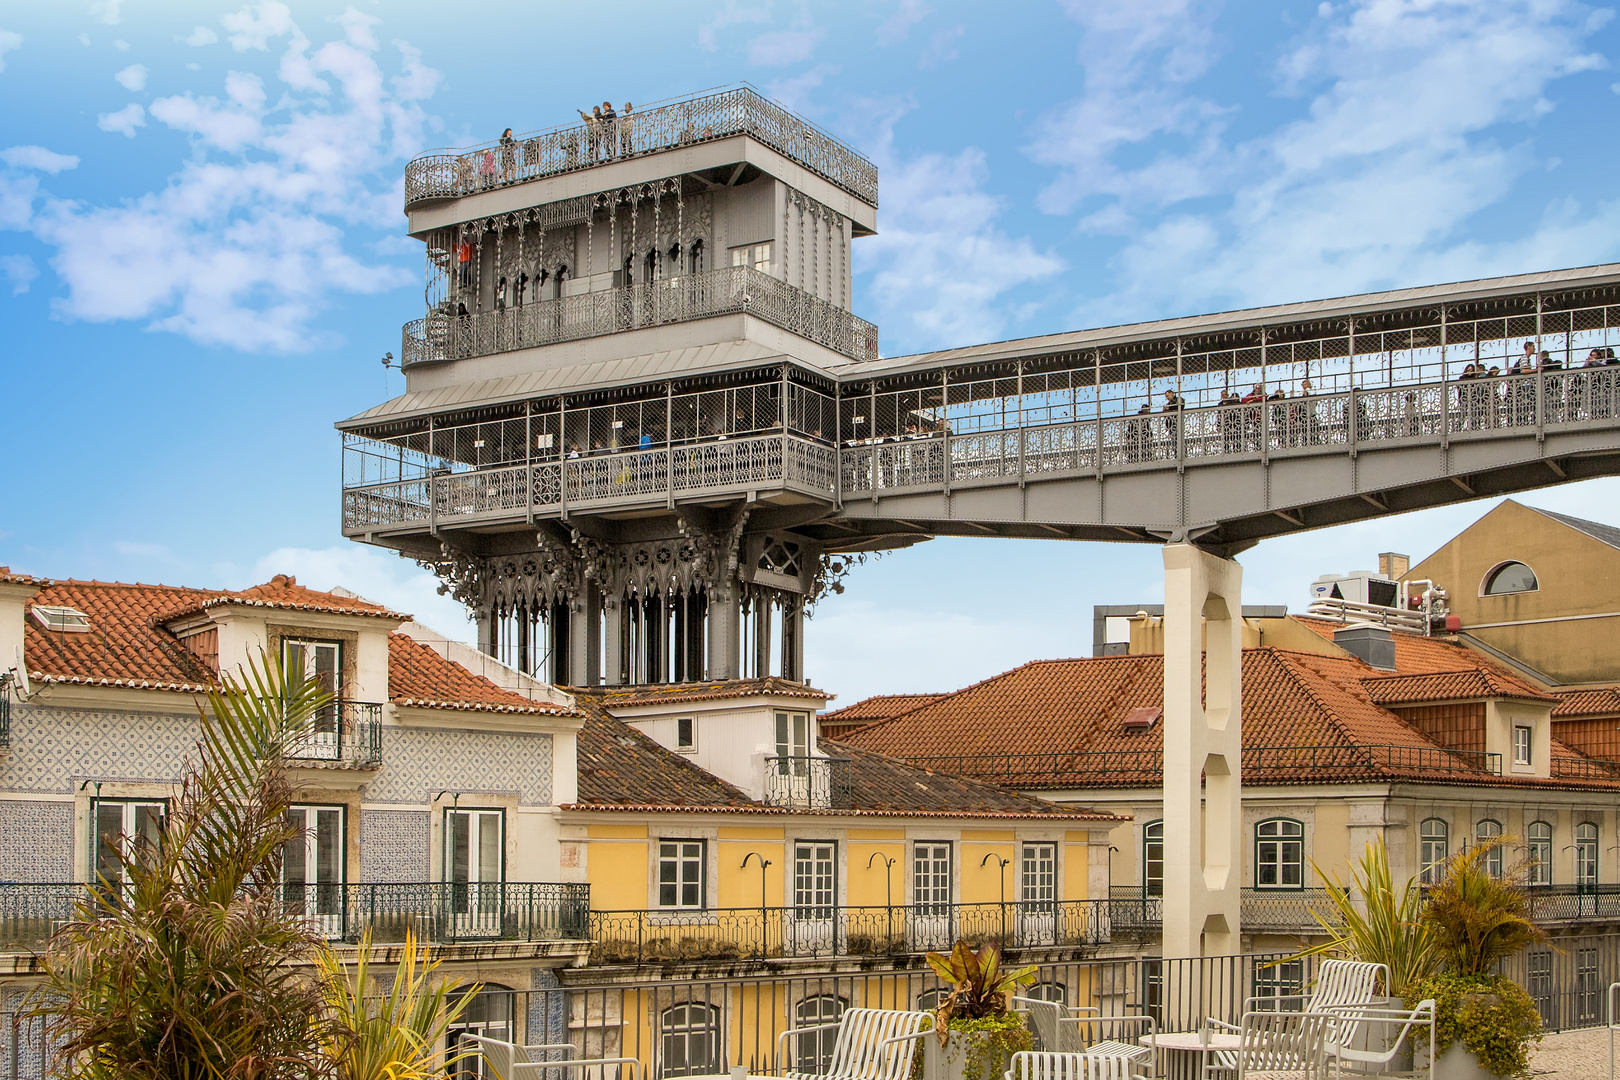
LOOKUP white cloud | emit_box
[112,39,129,52]
[748,28,824,67]
[876,0,930,45]
[0,28,20,73]
[114,62,147,91]
[184,26,219,46]
[697,1,770,51]
[222,1,296,51]
[12,12,436,353]
[0,253,36,294]
[228,545,476,641]
[335,8,380,51]
[89,0,124,26]
[96,103,146,137]
[917,24,963,69]
[855,101,1064,351]
[1,145,80,173]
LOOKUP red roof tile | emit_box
[1362,667,1556,705]
[387,635,576,715]
[820,693,947,723]
[1552,687,1620,718]
[592,677,831,708]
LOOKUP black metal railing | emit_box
[762,756,852,810]
[402,265,878,366]
[1526,883,1620,922]
[286,701,383,767]
[403,86,878,209]
[0,687,9,751]
[0,881,590,951]
[588,899,1112,964]
[1551,756,1620,781]
[1107,888,1345,934]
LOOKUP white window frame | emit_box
[1254,818,1305,890]
[913,841,952,916]
[91,798,166,886]
[659,839,707,909]
[1020,842,1057,906]
[1476,819,1504,878]
[793,840,837,918]
[661,1002,723,1077]
[1513,725,1533,767]
[675,716,696,752]
[444,807,505,885]
[1527,821,1554,886]
[284,804,345,935]
[1143,820,1164,897]
[729,241,773,274]
[1575,822,1599,888]
[1419,818,1449,885]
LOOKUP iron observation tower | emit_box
[339,88,886,688]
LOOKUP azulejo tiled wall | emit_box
[0,801,73,881]
[365,726,553,806]
[1,705,198,793]
[359,809,431,882]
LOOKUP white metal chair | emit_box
[1209,960,1387,1054]
[1207,1011,1331,1080]
[1005,1050,1137,1080]
[1320,999,1435,1079]
[1012,998,1155,1070]
[776,1008,934,1080]
[467,1035,642,1080]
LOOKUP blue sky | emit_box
[4,0,1620,704]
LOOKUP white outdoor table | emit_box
[1140,1031,1241,1080]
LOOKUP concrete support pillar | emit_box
[1161,543,1243,958]
[754,597,773,678]
[782,600,804,683]
[568,582,600,687]
[707,581,740,680]
[603,597,625,686]
[476,607,497,658]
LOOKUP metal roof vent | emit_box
[1123,706,1161,732]
[31,605,91,633]
[1334,625,1396,671]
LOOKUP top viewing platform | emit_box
[403,86,879,213]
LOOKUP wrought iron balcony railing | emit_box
[287,701,383,767]
[588,899,1112,964]
[402,266,878,366]
[1525,884,1620,922]
[1107,888,1346,934]
[0,687,9,752]
[762,756,852,810]
[403,86,878,210]
[343,433,837,534]
[0,881,591,951]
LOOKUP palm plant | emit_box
[1421,839,1547,976]
[1288,837,1438,997]
[316,928,482,1080]
[33,652,333,1080]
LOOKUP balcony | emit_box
[0,882,591,952]
[402,266,878,367]
[1109,888,1345,936]
[588,899,1112,964]
[1526,884,1620,922]
[762,756,851,810]
[403,86,878,211]
[286,701,383,768]
[0,688,9,751]
[342,433,838,536]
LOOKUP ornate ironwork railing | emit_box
[342,434,837,532]
[286,701,383,767]
[1525,884,1620,922]
[1108,888,1343,933]
[840,370,1620,496]
[896,743,1502,788]
[402,265,878,366]
[0,687,9,751]
[588,899,1111,964]
[0,882,591,950]
[762,756,852,809]
[404,86,878,209]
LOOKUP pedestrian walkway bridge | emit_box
[342,264,1620,558]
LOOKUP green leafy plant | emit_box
[31,652,333,1080]
[1421,840,1548,976]
[925,939,1038,1080]
[1405,972,1542,1079]
[1285,837,1437,997]
[932,1015,1033,1080]
[316,928,481,1080]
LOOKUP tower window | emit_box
[676,716,696,751]
[1483,561,1538,595]
[730,241,772,273]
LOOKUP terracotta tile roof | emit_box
[161,574,405,621]
[569,695,765,808]
[0,567,48,586]
[592,677,831,709]
[820,693,947,724]
[387,634,576,715]
[1362,667,1556,705]
[831,742,1122,820]
[1552,687,1620,718]
[839,647,1620,792]
[1293,616,1522,675]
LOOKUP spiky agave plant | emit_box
[32,651,333,1080]
[1284,837,1438,998]
[316,928,482,1080]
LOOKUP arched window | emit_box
[1483,561,1538,595]
[1025,981,1067,1005]
[1527,821,1553,886]
[916,988,945,1014]
[689,238,705,274]
[1576,823,1599,888]
[448,984,514,1079]
[793,996,847,1073]
[1143,820,1164,897]
[1254,819,1305,890]
[1419,818,1449,884]
[661,1002,723,1077]
[1475,820,1504,878]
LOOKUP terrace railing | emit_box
[404,86,879,210]
[0,881,591,951]
[1526,884,1620,922]
[287,701,383,767]
[588,899,1112,964]
[343,433,838,533]
[0,688,8,751]
[762,756,852,810]
[402,265,878,366]
[1108,888,1343,934]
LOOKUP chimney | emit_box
[1378,552,1410,579]
[1334,625,1396,671]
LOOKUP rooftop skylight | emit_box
[31,605,90,633]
